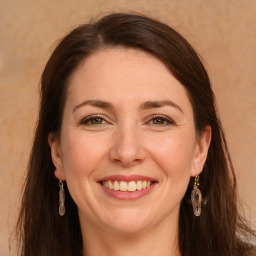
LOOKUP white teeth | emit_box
[137,180,143,190]
[104,181,109,188]
[113,181,119,190]
[128,181,136,192]
[108,180,114,189]
[120,181,128,191]
[102,180,153,191]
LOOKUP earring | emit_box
[191,175,202,217]
[59,180,65,216]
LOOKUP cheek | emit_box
[60,132,109,213]
[61,132,108,179]
[147,133,195,184]
[143,133,195,216]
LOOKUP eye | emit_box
[146,115,175,126]
[80,115,108,126]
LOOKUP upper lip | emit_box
[97,175,157,183]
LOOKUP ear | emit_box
[48,132,66,180]
[191,125,212,177]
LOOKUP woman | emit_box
[15,13,255,256]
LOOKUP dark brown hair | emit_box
[15,13,255,256]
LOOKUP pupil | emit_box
[93,118,102,124]
[154,118,163,124]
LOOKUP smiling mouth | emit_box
[100,180,156,192]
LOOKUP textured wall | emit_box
[1,0,256,254]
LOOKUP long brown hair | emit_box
[15,13,255,256]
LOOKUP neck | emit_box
[80,212,181,256]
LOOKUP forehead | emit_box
[66,48,192,111]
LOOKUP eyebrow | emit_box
[72,100,114,112]
[72,99,183,113]
[139,100,183,113]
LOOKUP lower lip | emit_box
[100,183,157,200]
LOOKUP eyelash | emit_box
[80,114,175,127]
[146,114,175,126]
[80,115,108,126]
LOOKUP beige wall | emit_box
[1,0,256,254]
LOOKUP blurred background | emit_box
[0,0,256,254]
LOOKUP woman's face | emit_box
[50,48,211,234]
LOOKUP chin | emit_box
[105,220,151,235]
[99,208,154,234]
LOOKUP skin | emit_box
[49,48,211,256]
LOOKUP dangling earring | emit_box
[191,175,202,216]
[59,179,65,216]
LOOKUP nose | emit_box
[109,124,146,168]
